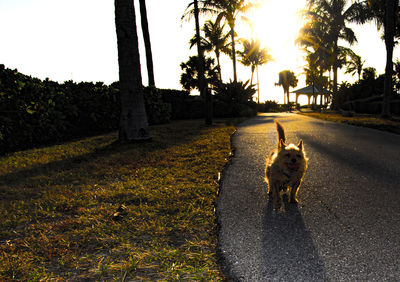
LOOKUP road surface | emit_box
[216,113,400,281]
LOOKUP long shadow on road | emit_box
[261,202,327,281]
[299,132,399,187]
[219,113,400,281]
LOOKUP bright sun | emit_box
[249,0,306,69]
[233,0,308,103]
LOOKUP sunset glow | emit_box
[0,0,394,104]
[234,0,308,103]
[250,0,306,66]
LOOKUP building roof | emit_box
[291,85,331,95]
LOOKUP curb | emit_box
[214,128,240,282]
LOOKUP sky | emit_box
[0,0,398,104]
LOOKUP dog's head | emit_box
[276,139,307,172]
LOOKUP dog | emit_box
[265,121,308,210]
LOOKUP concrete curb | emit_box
[215,128,239,281]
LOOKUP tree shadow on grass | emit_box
[0,120,221,200]
[261,200,327,281]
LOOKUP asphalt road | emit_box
[216,113,400,281]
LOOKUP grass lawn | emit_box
[300,111,400,134]
[0,119,238,280]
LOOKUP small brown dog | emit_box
[265,121,308,210]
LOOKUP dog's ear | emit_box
[297,140,304,151]
[279,139,286,149]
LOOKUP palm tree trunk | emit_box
[256,65,260,104]
[319,63,323,81]
[194,0,212,125]
[250,67,254,86]
[332,41,339,109]
[382,0,396,117]
[139,0,155,86]
[230,27,237,82]
[115,0,151,142]
[216,52,222,83]
[319,62,324,106]
[282,86,287,104]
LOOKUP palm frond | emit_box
[340,26,357,45]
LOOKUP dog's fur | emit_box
[265,121,308,210]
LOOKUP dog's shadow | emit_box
[260,197,327,280]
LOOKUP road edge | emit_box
[214,128,240,282]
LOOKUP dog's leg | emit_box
[270,182,280,209]
[265,166,272,195]
[270,185,280,209]
[289,181,301,204]
[279,189,285,211]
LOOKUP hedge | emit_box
[343,95,400,115]
[0,65,257,154]
[0,66,173,154]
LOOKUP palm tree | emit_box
[345,51,364,81]
[303,52,330,104]
[362,0,399,117]
[189,19,231,82]
[306,0,367,108]
[297,18,333,83]
[180,55,219,93]
[115,0,151,142]
[382,0,397,117]
[393,60,400,95]
[278,70,298,105]
[363,0,400,38]
[362,67,377,80]
[188,0,256,83]
[193,0,212,125]
[238,39,256,85]
[238,38,273,103]
[139,0,155,86]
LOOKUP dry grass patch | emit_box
[300,111,400,134]
[0,119,237,281]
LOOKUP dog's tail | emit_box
[275,121,286,144]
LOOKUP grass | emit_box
[300,111,400,134]
[0,119,238,280]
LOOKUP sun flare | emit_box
[248,0,306,68]
[234,0,308,103]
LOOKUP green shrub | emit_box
[159,89,190,120]
[259,100,279,112]
[0,64,268,154]
[336,75,385,110]
[391,99,400,114]
[0,67,75,151]
[236,103,256,117]
[342,96,400,115]
[214,80,255,104]
[214,80,257,117]
[143,86,171,125]
[0,65,176,154]
[213,100,230,117]
[63,81,119,135]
